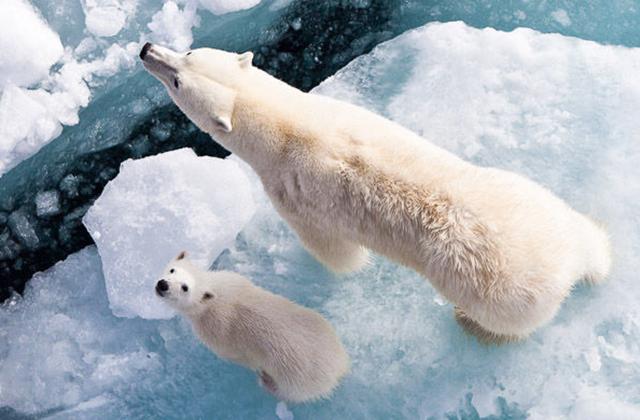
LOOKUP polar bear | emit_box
[155,252,350,402]
[141,43,611,343]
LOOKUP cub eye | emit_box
[169,268,175,274]
[173,78,179,89]
[181,284,188,292]
[186,51,192,56]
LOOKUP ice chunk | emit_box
[7,209,40,249]
[35,190,61,217]
[0,0,63,88]
[551,9,572,27]
[148,1,199,52]
[82,0,133,38]
[276,401,294,420]
[59,174,81,198]
[83,149,255,319]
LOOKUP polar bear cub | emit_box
[155,252,350,403]
[141,43,611,344]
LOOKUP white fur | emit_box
[143,45,612,342]
[156,254,350,402]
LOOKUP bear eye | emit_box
[173,78,179,89]
[169,268,175,274]
[202,292,213,300]
[186,51,192,56]
[181,284,188,292]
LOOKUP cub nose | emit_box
[156,279,169,295]
[140,42,152,60]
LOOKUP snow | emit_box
[83,149,255,319]
[0,0,64,89]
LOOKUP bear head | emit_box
[140,42,253,135]
[155,251,214,313]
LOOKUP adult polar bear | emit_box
[140,43,611,344]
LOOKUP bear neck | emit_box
[210,71,311,174]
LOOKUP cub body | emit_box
[156,253,350,402]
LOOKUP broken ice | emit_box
[1,3,640,419]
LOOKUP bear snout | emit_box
[156,279,169,296]
[140,42,152,60]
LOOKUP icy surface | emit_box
[0,0,265,175]
[2,15,640,420]
[0,247,161,414]
[83,149,255,319]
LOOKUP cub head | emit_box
[155,251,214,313]
[139,42,253,135]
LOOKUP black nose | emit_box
[140,42,152,60]
[156,279,169,294]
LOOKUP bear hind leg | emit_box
[454,307,521,345]
[288,218,369,273]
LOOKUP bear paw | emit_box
[454,306,522,345]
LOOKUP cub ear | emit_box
[238,51,253,69]
[176,251,187,260]
[201,292,214,301]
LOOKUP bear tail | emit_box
[581,219,612,285]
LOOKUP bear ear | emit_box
[214,115,232,133]
[238,52,253,69]
[201,292,214,301]
[176,251,187,260]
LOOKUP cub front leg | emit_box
[286,216,369,274]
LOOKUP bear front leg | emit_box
[286,217,369,273]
